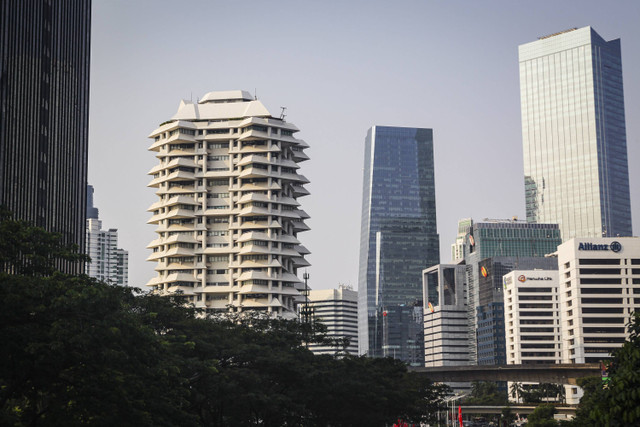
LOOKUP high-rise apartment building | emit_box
[519,26,632,241]
[358,126,439,363]
[0,1,91,273]
[307,285,358,356]
[85,185,128,286]
[146,91,310,319]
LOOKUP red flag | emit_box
[458,405,463,426]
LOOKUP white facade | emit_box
[450,218,472,262]
[86,218,129,286]
[146,90,310,319]
[503,270,561,366]
[423,264,469,367]
[307,285,358,355]
[558,237,640,404]
[558,238,640,365]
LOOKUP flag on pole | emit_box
[458,405,463,426]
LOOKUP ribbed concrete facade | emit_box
[0,0,91,273]
[146,91,310,318]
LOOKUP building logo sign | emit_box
[517,276,553,283]
[578,241,623,253]
[480,266,488,278]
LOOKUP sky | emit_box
[89,0,640,291]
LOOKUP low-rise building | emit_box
[307,285,358,355]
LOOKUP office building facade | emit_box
[460,218,561,363]
[146,91,310,319]
[476,256,558,365]
[423,263,470,393]
[520,26,632,241]
[307,285,358,356]
[358,126,440,363]
[0,1,91,273]
[558,238,640,361]
[423,264,469,366]
[503,270,561,366]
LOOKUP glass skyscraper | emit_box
[358,126,439,364]
[519,26,632,241]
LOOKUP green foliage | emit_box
[511,382,564,404]
[527,403,557,427]
[465,381,508,405]
[0,208,87,275]
[598,311,640,425]
[569,312,640,426]
[568,376,606,427]
[502,405,516,425]
[0,213,450,426]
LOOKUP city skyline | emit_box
[88,1,640,290]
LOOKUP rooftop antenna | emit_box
[301,271,312,347]
[254,88,257,100]
[280,106,287,121]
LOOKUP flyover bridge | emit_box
[409,363,601,385]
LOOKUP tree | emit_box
[598,311,640,425]
[568,312,640,426]
[0,208,87,275]
[567,376,606,427]
[465,381,508,405]
[501,405,516,427]
[510,382,524,403]
[526,403,557,427]
[0,212,452,426]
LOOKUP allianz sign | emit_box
[578,241,622,253]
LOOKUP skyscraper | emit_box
[358,126,439,364]
[459,218,561,363]
[85,185,129,286]
[146,90,310,319]
[0,1,91,273]
[519,26,632,241]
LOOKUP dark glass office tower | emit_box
[520,27,632,240]
[0,0,91,273]
[358,126,440,364]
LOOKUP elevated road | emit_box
[409,363,601,385]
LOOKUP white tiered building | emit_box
[145,90,310,318]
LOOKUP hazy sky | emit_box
[89,0,640,290]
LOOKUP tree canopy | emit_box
[568,311,640,426]
[0,213,449,426]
